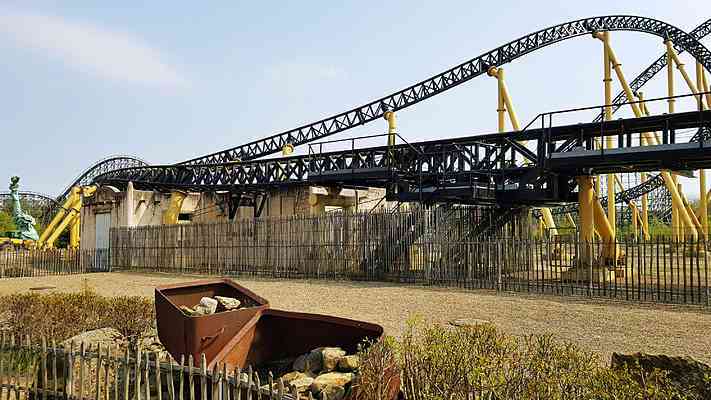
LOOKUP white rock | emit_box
[321,347,346,372]
[214,296,241,310]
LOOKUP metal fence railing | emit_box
[108,211,711,307]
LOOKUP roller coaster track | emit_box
[1,156,147,225]
[0,191,61,226]
[175,15,711,167]
[55,155,148,203]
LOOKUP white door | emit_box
[94,213,111,271]
[95,213,111,249]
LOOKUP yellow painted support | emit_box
[565,213,576,229]
[700,64,711,109]
[667,48,705,110]
[162,191,188,225]
[599,32,616,237]
[37,187,81,246]
[384,111,397,148]
[641,173,650,240]
[488,66,557,236]
[701,170,708,238]
[44,201,81,248]
[577,176,595,265]
[602,38,697,240]
[69,217,81,249]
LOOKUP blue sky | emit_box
[0,0,708,197]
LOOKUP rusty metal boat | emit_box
[155,279,269,365]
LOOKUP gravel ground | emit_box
[1,272,710,364]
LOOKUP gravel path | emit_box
[1,272,709,364]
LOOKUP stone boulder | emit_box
[319,384,345,400]
[320,347,346,372]
[611,352,711,399]
[215,296,241,310]
[310,372,354,394]
[337,355,359,372]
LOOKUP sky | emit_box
[0,0,709,198]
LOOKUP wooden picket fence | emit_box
[0,249,110,279]
[0,334,301,400]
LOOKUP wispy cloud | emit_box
[0,9,188,87]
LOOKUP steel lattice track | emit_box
[88,15,711,226]
[175,15,711,166]
[0,156,148,225]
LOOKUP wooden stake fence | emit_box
[0,333,299,400]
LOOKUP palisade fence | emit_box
[0,249,110,278]
[0,334,298,400]
[109,209,711,307]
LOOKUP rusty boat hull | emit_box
[155,279,269,365]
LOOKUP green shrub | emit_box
[0,288,154,342]
[358,318,683,400]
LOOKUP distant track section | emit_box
[56,155,148,203]
[178,15,711,165]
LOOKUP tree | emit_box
[0,211,16,234]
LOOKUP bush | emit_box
[358,318,683,400]
[0,287,154,342]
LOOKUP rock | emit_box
[180,305,197,316]
[215,296,241,310]
[294,349,323,373]
[289,376,315,393]
[196,297,218,315]
[281,371,310,384]
[611,353,711,400]
[319,384,345,400]
[321,347,346,372]
[310,372,353,394]
[61,327,125,350]
[337,355,360,371]
[448,318,491,328]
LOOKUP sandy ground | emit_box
[1,272,710,364]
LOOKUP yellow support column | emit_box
[488,66,558,236]
[697,61,709,239]
[162,191,187,225]
[666,40,680,241]
[641,173,650,240]
[37,187,81,247]
[69,217,81,249]
[602,38,696,240]
[384,110,397,148]
[600,32,616,238]
[577,176,595,266]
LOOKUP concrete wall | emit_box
[80,183,386,249]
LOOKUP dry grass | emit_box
[0,272,709,365]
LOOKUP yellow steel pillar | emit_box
[603,38,696,240]
[162,191,187,225]
[69,217,81,249]
[641,173,650,240]
[488,66,558,236]
[665,40,680,240]
[37,187,81,246]
[384,110,397,148]
[599,31,616,238]
[697,61,709,239]
[577,176,595,265]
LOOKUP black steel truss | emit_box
[177,16,711,166]
[95,110,711,207]
[56,155,148,203]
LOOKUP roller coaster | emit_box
[6,15,711,250]
[0,155,147,225]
